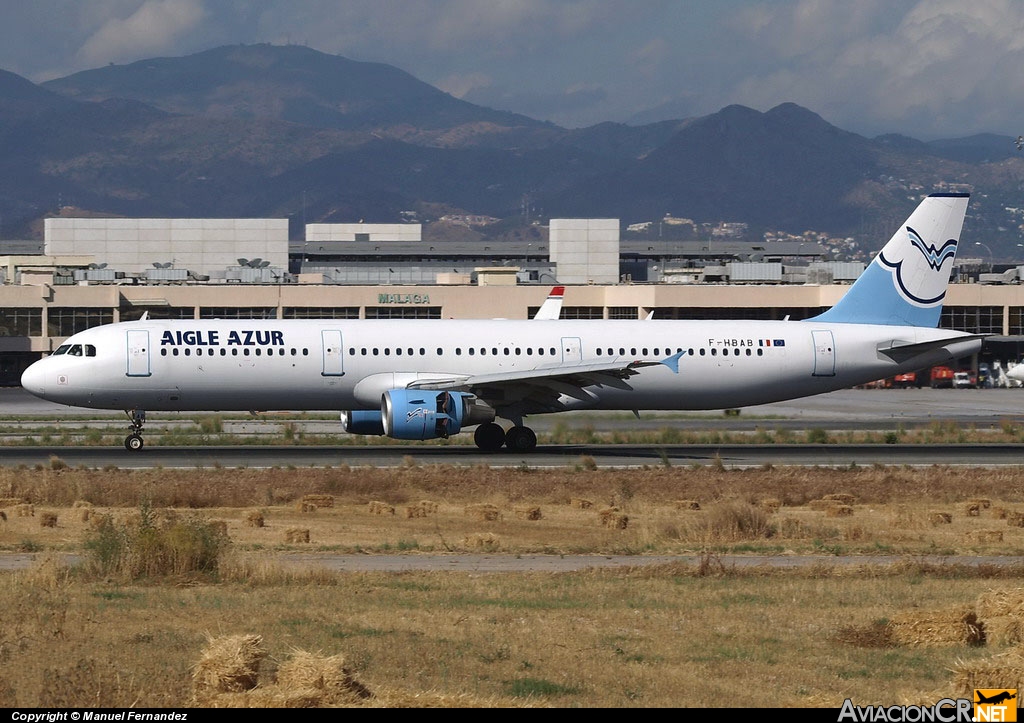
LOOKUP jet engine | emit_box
[381,389,494,440]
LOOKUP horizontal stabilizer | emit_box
[877,334,988,363]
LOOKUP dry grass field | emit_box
[5,461,1024,707]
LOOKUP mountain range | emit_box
[1,43,1022,258]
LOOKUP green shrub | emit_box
[84,504,230,581]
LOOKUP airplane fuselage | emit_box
[20,317,979,414]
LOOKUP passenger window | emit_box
[700,348,706,356]
[349,348,355,355]
[232,349,238,356]
[184,348,191,357]
[503,348,510,356]
[469,348,475,356]
[711,349,717,356]
[538,348,544,356]
[243,349,250,356]
[302,348,309,356]
[436,348,443,355]
[492,348,498,355]
[757,349,763,356]
[173,348,180,357]
[161,349,167,356]
[255,348,261,356]
[746,349,751,356]
[220,349,226,356]
[596,348,602,356]
[456,348,462,355]
[526,348,532,356]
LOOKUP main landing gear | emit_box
[473,422,537,452]
[124,409,146,451]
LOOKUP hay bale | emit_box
[301,494,334,509]
[977,588,1024,620]
[245,510,264,528]
[297,502,317,513]
[929,512,953,526]
[827,505,854,517]
[981,616,1024,647]
[419,500,439,514]
[72,500,93,509]
[275,649,372,704]
[571,498,594,509]
[951,647,1024,694]
[674,499,702,511]
[368,501,395,516]
[192,634,266,700]
[514,506,543,521]
[39,512,57,528]
[1007,512,1024,528]
[970,498,992,510]
[992,507,1010,520]
[405,504,427,519]
[465,504,501,522]
[15,503,34,517]
[598,507,628,529]
[463,532,500,550]
[967,530,1005,544]
[88,513,113,530]
[808,499,832,511]
[0,497,24,508]
[965,503,981,517]
[285,528,310,544]
[760,498,781,513]
[888,607,984,647]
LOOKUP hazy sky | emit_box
[3,0,1024,140]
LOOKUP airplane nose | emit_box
[20,361,46,398]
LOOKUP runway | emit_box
[2,386,1024,468]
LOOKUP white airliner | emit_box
[20,193,982,452]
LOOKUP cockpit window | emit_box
[67,345,83,356]
[84,345,96,357]
[53,345,71,355]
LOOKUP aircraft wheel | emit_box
[504,425,537,452]
[473,422,506,451]
[124,433,144,451]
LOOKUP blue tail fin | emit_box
[808,193,969,327]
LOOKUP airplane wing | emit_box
[531,286,564,320]
[407,352,683,411]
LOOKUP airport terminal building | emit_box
[0,215,1020,385]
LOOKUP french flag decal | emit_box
[759,339,786,347]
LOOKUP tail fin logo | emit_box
[877,225,958,307]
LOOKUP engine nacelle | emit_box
[340,410,385,436]
[382,389,494,440]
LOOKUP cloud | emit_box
[76,0,207,68]
[719,0,1024,137]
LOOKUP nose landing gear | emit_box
[124,409,146,451]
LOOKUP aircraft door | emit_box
[126,330,152,377]
[811,330,836,377]
[321,329,344,377]
[560,337,582,363]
